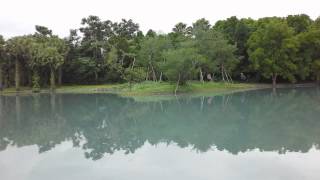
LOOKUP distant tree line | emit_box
[0,14,320,91]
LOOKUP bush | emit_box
[122,67,146,84]
[32,72,41,92]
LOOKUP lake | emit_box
[0,88,320,180]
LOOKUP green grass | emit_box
[0,81,257,97]
[116,81,256,96]
[1,87,33,95]
[56,84,125,93]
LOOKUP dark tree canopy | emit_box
[1,14,320,91]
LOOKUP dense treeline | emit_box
[0,14,320,91]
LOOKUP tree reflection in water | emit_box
[0,88,320,160]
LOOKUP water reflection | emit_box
[0,88,320,160]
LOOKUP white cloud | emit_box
[1,0,319,38]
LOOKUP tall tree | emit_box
[169,22,192,48]
[146,29,156,38]
[297,19,320,84]
[247,19,298,87]
[110,19,140,62]
[172,22,192,36]
[214,17,256,74]
[287,14,313,34]
[196,29,238,82]
[6,36,34,91]
[0,35,5,90]
[138,35,172,81]
[80,15,112,59]
[32,36,68,90]
[35,25,53,37]
[192,18,211,38]
[79,16,113,81]
[163,41,202,94]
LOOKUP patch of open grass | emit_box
[1,87,33,95]
[120,81,175,96]
[0,81,257,97]
[56,84,124,93]
[186,81,255,91]
[119,81,255,96]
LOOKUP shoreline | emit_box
[0,81,317,97]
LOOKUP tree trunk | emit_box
[15,59,20,91]
[229,73,233,83]
[3,70,8,88]
[150,64,157,81]
[50,68,56,91]
[226,71,233,83]
[224,70,230,83]
[199,68,204,83]
[131,57,136,70]
[20,67,26,87]
[0,96,3,121]
[58,67,62,86]
[32,69,40,93]
[221,64,225,82]
[121,55,125,66]
[272,74,277,88]
[225,71,233,83]
[0,64,3,91]
[94,71,98,82]
[175,73,181,95]
[28,70,32,87]
[145,67,149,81]
[159,72,163,82]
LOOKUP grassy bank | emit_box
[0,81,258,96]
[118,81,256,96]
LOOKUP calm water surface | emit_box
[0,88,320,180]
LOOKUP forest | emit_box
[0,14,320,92]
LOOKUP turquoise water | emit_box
[0,88,320,180]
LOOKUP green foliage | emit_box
[214,17,256,73]
[6,35,35,63]
[137,35,172,81]
[172,22,192,37]
[247,19,299,85]
[196,29,238,79]
[32,71,40,92]
[35,25,53,37]
[122,67,146,84]
[104,47,124,82]
[0,35,5,89]
[163,44,201,85]
[312,59,320,82]
[287,14,313,34]
[0,35,6,65]
[67,57,100,83]
[6,35,35,90]
[3,14,320,91]
[146,29,156,38]
[296,23,320,81]
[192,18,211,37]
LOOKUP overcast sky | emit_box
[1,0,319,38]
